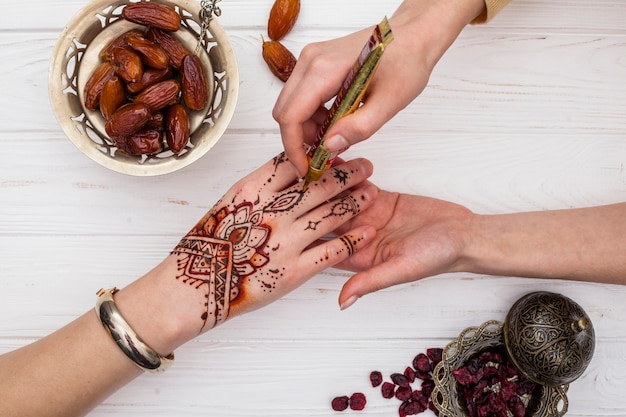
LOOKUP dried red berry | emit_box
[390,373,410,388]
[404,366,416,383]
[399,399,425,417]
[370,370,383,387]
[426,348,443,365]
[413,353,431,373]
[420,379,435,397]
[349,392,367,411]
[331,396,349,411]
[395,386,412,402]
[381,381,396,399]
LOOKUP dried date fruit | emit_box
[262,39,297,82]
[268,0,300,41]
[146,27,190,69]
[125,32,170,69]
[331,396,349,412]
[83,62,115,110]
[135,79,180,112]
[349,392,366,411]
[105,102,151,138]
[165,104,190,153]
[144,111,164,131]
[99,75,126,120]
[100,29,143,62]
[110,46,143,83]
[122,2,181,32]
[126,66,173,95]
[180,54,209,110]
[114,128,164,156]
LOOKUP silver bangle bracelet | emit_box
[95,287,174,373]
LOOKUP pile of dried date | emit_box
[262,0,299,82]
[331,346,537,417]
[83,2,209,156]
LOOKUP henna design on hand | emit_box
[323,195,360,219]
[172,154,365,329]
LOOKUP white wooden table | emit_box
[1,1,626,416]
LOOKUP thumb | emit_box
[338,260,417,310]
[324,98,396,153]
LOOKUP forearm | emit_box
[463,203,626,284]
[0,256,192,417]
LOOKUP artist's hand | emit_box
[333,187,474,309]
[170,153,378,332]
[272,0,486,177]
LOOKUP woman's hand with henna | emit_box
[170,153,378,332]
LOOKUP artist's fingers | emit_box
[299,157,373,210]
[297,225,376,277]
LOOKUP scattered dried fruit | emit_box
[381,381,395,399]
[331,396,349,412]
[349,393,367,411]
[369,371,383,387]
[122,2,181,31]
[391,373,410,388]
[262,38,297,82]
[330,344,532,417]
[267,0,300,41]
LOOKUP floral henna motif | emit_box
[172,202,272,330]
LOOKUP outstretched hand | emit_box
[333,187,474,309]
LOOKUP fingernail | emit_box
[340,295,359,310]
[324,134,349,152]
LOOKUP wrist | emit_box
[389,0,485,70]
[112,254,206,356]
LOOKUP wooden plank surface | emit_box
[1,1,626,416]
